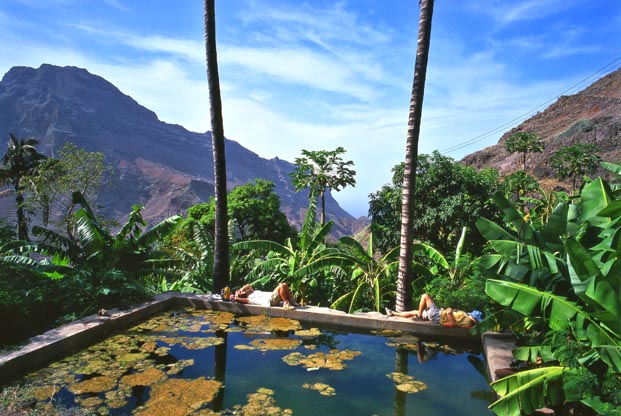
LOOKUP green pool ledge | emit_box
[1,292,509,388]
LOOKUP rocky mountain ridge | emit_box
[461,68,621,186]
[0,64,364,236]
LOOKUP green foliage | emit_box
[25,142,113,230]
[369,151,502,255]
[368,164,403,254]
[159,221,215,294]
[0,218,15,242]
[1,190,184,346]
[423,264,489,313]
[504,132,544,171]
[233,196,347,304]
[0,133,47,240]
[329,234,399,313]
[291,147,356,224]
[183,179,295,244]
[482,177,621,414]
[32,192,181,300]
[550,143,602,192]
[502,170,540,203]
[233,222,344,304]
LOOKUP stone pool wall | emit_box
[0,292,483,387]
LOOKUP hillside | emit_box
[0,64,364,236]
[462,68,621,188]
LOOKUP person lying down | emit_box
[385,293,483,328]
[231,282,299,310]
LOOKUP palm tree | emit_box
[203,0,229,293]
[396,0,435,312]
[0,133,47,240]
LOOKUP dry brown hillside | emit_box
[462,68,621,191]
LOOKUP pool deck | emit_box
[0,292,512,388]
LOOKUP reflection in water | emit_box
[4,309,491,415]
[393,347,409,416]
[212,329,227,411]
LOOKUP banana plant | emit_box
[233,192,348,303]
[232,220,344,303]
[328,235,448,313]
[32,191,182,282]
[484,177,621,415]
[476,192,575,294]
[329,234,399,313]
[486,278,621,414]
[169,221,215,293]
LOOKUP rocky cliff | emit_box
[462,68,621,188]
[0,64,362,236]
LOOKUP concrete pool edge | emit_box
[1,292,487,387]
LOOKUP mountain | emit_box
[0,64,364,237]
[462,68,621,187]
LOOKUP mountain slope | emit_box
[462,68,621,187]
[0,64,361,236]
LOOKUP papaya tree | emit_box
[504,132,544,171]
[550,143,601,193]
[291,147,356,225]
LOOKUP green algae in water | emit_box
[4,309,492,415]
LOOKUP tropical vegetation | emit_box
[479,173,621,415]
[1,1,619,415]
[504,132,545,171]
[291,147,356,225]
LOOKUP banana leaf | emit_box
[138,214,182,246]
[513,346,556,363]
[581,396,621,416]
[338,236,370,261]
[411,242,449,270]
[233,239,290,255]
[476,217,517,242]
[492,192,537,244]
[594,346,621,373]
[539,203,568,251]
[486,279,619,346]
[489,366,565,415]
[579,177,613,229]
[565,237,599,298]
[601,161,621,176]
[565,236,621,333]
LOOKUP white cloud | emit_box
[472,0,578,25]
[237,0,394,46]
[219,46,378,101]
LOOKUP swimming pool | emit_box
[3,308,493,415]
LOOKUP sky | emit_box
[0,0,620,218]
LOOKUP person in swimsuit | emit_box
[385,293,481,327]
[231,282,299,310]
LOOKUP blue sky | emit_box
[1,0,620,217]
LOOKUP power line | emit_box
[440,56,621,154]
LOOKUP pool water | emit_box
[4,309,493,415]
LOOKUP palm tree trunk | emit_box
[396,0,434,312]
[204,0,230,292]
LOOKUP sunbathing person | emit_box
[231,283,299,310]
[385,293,482,327]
